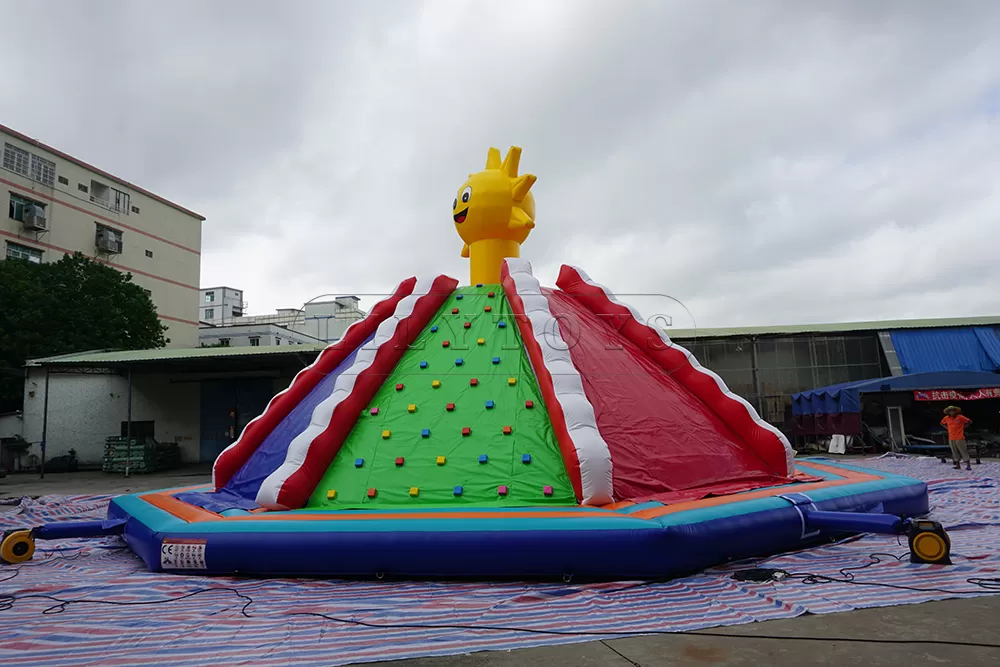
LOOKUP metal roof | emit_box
[27,344,328,367]
[666,315,1000,340]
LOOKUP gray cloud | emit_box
[2,0,999,328]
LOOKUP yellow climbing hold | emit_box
[327,489,337,500]
[508,377,517,386]
[409,487,419,497]
[477,338,485,345]
[408,404,417,413]
[381,429,391,439]
[432,379,441,388]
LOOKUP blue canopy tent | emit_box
[792,370,1000,435]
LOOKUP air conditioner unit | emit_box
[96,229,121,254]
[22,205,47,231]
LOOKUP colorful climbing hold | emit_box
[492,356,500,364]
[454,485,464,496]
[395,457,405,467]
[421,428,431,438]
[485,400,495,409]
[451,308,459,314]
[488,291,496,298]
[446,403,455,411]
[367,488,377,498]
[382,429,391,439]
[478,454,488,464]
[503,425,513,435]
[354,458,364,468]
[432,379,441,388]
[431,325,438,333]
[442,340,450,348]
[477,337,485,345]
[484,305,492,312]
[470,378,479,386]
[522,453,532,464]
[498,485,509,496]
[543,485,553,497]
[407,404,416,413]
[420,361,428,369]
[395,383,404,391]
[498,321,506,328]
[327,489,337,500]
[476,283,483,287]
[409,487,419,497]
[462,427,471,436]
[456,294,464,300]
[525,400,534,409]
[508,377,517,386]
[455,358,464,366]
[436,455,446,465]
[370,407,379,416]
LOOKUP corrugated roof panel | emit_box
[27,344,328,366]
[665,315,1000,339]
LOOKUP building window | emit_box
[30,154,56,187]
[78,183,89,193]
[95,224,123,254]
[231,307,242,318]
[9,194,46,223]
[131,205,140,214]
[275,337,281,346]
[112,187,130,214]
[145,249,153,258]
[58,175,69,185]
[205,291,215,303]
[5,241,43,263]
[204,308,215,320]
[2,143,30,177]
[219,338,231,347]
[249,337,260,347]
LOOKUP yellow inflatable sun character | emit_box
[453,146,536,285]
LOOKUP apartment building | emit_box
[200,286,244,326]
[1,124,204,347]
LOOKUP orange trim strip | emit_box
[2,177,201,254]
[225,509,627,522]
[632,462,882,520]
[0,230,199,291]
[139,463,886,525]
[158,313,200,327]
[139,492,223,522]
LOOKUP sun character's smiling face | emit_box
[452,147,536,245]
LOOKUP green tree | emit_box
[0,253,168,410]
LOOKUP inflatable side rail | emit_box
[502,258,614,506]
[1,509,952,567]
[256,274,459,509]
[554,264,796,478]
[212,277,420,491]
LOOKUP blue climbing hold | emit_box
[485,400,495,409]
[419,361,428,369]
[522,454,532,464]
[455,358,464,366]
[431,325,438,333]
[454,486,464,496]
[492,356,500,364]
[456,294,463,300]
[478,454,488,464]
[354,458,365,468]
[421,428,430,438]
[498,321,506,328]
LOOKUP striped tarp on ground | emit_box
[1,456,997,666]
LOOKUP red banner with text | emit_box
[913,388,1000,402]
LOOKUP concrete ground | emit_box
[2,467,998,666]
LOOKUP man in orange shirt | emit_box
[941,406,972,470]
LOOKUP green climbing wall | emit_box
[306,284,578,509]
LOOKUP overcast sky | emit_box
[3,0,999,331]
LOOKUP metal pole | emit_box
[125,366,133,478]
[40,369,50,479]
[750,336,764,415]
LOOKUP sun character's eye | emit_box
[453,198,457,210]
[461,186,472,203]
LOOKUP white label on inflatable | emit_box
[160,539,207,570]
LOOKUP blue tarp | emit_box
[890,327,1000,374]
[792,370,1000,416]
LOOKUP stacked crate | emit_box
[102,436,181,474]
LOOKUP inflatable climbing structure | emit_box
[0,147,951,577]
